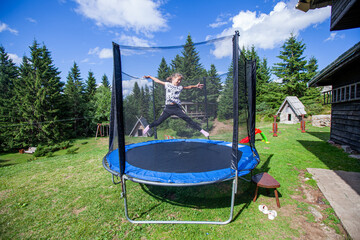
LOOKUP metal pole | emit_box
[152,80,157,139]
[232,31,240,192]
[203,77,209,131]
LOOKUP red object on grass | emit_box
[239,128,262,143]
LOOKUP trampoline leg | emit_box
[122,176,133,222]
[121,178,237,225]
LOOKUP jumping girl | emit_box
[143,73,209,138]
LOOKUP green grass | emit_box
[1,124,359,239]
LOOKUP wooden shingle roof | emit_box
[276,96,307,116]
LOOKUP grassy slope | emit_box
[1,124,359,239]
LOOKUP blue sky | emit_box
[1,0,359,95]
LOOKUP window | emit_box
[288,114,291,121]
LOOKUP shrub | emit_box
[33,145,52,158]
[168,118,206,138]
[66,147,79,154]
[33,141,73,157]
[59,141,72,149]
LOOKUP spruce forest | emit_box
[0,34,328,152]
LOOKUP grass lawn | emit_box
[1,123,359,239]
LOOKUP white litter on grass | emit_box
[259,205,277,220]
[268,210,277,220]
[258,205,269,214]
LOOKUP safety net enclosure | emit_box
[103,31,259,224]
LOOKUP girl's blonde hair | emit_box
[166,73,183,82]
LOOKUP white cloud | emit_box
[209,21,228,28]
[8,53,22,64]
[0,22,19,35]
[99,48,112,58]
[88,47,112,59]
[26,18,37,23]
[118,34,152,47]
[88,47,100,55]
[209,13,231,28]
[324,32,345,42]
[88,37,150,59]
[211,0,331,58]
[325,32,337,41]
[122,78,151,96]
[74,0,168,34]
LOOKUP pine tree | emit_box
[181,34,205,102]
[83,71,97,135]
[300,56,324,115]
[256,58,272,105]
[0,46,19,150]
[14,41,65,147]
[101,74,110,88]
[170,54,183,73]
[143,85,151,120]
[206,64,222,117]
[64,62,86,137]
[93,84,111,124]
[218,51,248,120]
[218,69,234,120]
[272,34,308,97]
[85,70,97,101]
[132,82,141,116]
[151,57,169,120]
[123,82,141,134]
[305,56,318,82]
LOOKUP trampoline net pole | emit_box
[232,31,240,191]
[152,80,157,139]
[112,42,126,179]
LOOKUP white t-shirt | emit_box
[165,82,183,105]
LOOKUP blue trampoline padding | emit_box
[105,139,259,184]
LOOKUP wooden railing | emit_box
[322,82,360,104]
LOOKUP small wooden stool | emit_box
[252,172,281,208]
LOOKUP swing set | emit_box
[95,123,109,140]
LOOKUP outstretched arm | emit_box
[183,82,204,90]
[143,75,165,85]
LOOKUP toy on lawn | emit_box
[164,135,176,139]
[270,115,279,137]
[240,128,269,144]
[300,114,306,133]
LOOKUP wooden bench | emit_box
[252,172,281,208]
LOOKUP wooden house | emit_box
[276,96,306,124]
[308,42,360,152]
[129,116,153,137]
[296,0,360,31]
[298,0,360,152]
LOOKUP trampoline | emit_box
[103,31,259,224]
[103,139,259,186]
